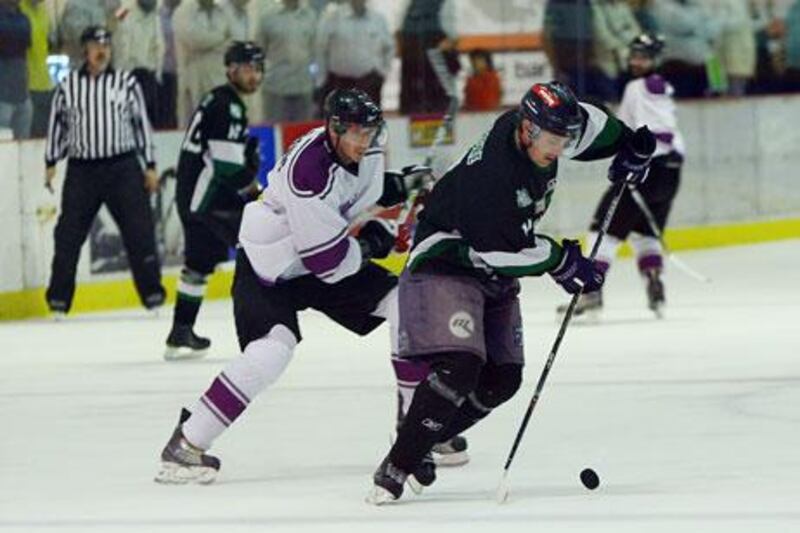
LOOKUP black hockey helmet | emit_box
[519,81,583,140]
[224,41,265,70]
[80,26,112,45]
[323,88,383,135]
[629,33,665,59]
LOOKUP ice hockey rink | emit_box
[1,239,798,533]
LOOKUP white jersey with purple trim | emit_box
[238,127,385,284]
[617,74,686,158]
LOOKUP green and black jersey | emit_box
[176,84,255,215]
[408,103,630,279]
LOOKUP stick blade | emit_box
[496,471,511,504]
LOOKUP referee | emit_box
[44,26,166,316]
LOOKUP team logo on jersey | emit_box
[230,103,243,119]
[449,311,475,339]
[516,188,533,208]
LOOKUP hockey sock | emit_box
[586,231,619,274]
[182,327,296,450]
[391,356,430,426]
[389,352,482,474]
[173,269,207,327]
[438,363,523,443]
[630,233,664,274]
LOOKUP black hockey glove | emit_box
[608,126,656,185]
[357,219,397,261]
[377,164,432,207]
[549,240,605,295]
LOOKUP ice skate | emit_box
[164,324,211,361]
[645,269,665,318]
[556,290,603,320]
[432,434,470,466]
[406,452,436,494]
[155,409,220,485]
[366,456,408,505]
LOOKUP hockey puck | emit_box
[580,468,600,490]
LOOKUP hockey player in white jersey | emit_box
[154,88,462,484]
[564,33,685,318]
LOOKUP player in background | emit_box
[366,81,656,504]
[562,33,684,318]
[164,41,265,360]
[154,88,461,484]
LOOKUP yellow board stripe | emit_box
[3,218,800,321]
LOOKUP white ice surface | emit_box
[1,240,799,532]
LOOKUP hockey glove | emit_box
[357,219,397,261]
[378,164,433,207]
[608,126,656,185]
[549,240,605,295]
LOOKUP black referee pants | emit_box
[46,154,166,313]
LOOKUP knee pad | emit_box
[425,352,484,406]
[223,325,298,400]
[473,363,523,410]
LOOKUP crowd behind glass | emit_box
[2,0,800,141]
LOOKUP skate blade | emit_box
[555,307,602,324]
[432,450,469,467]
[154,461,217,485]
[365,485,398,505]
[163,346,209,362]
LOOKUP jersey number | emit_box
[181,111,203,154]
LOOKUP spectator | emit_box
[258,0,317,123]
[590,0,642,101]
[0,0,32,140]
[174,0,235,126]
[649,0,719,98]
[397,0,459,114]
[463,49,501,111]
[543,0,594,97]
[113,0,164,126]
[786,0,800,90]
[315,0,394,110]
[712,0,757,96]
[20,0,51,138]
[224,0,251,40]
[628,0,658,32]
[159,0,181,129]
[751,0,788,94]
[58,0,115,67]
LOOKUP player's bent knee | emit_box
[427,351,484,399]
[475,363,522,408]
[228,326,298,399]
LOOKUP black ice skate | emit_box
[556,291,603,319]
[406,452,437,494]
[645,269,665,318]
[164,324,211,361]
[155,409,220,485]
[432,434,470,466]
[366,456,409,505]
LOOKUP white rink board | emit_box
[1,240,799,532]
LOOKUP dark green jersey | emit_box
[176,84,254,214]
[409,103,629,278]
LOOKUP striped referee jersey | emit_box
[45,66,155,168]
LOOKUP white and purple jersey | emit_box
[617,74,686,158]
[239,127,385,284]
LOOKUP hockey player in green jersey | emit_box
[164,42,265,360]
[367,81,656,504]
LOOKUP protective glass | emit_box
[529,123,577,150]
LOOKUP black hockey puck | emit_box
[580,468,600,490]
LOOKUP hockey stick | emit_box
[496,180,629,504]
[627,184,711,283]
